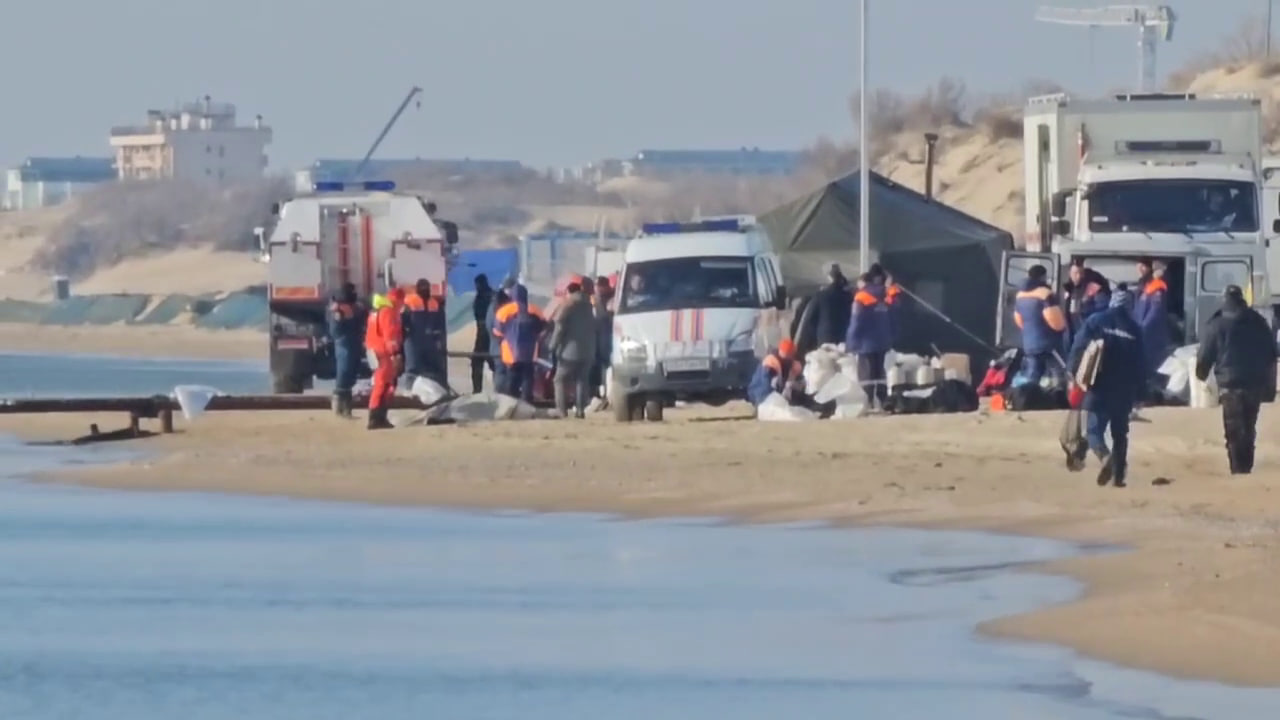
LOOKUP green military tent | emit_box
[758,169,1015,367]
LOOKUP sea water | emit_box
[1,353,1279,719]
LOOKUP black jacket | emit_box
[805,280,853,347]
[1195,301,1278,392]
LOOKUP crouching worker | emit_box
[365,287,406,430]
[1067,285,1146,488]
[327,282,364,418]
[748,339,804,408]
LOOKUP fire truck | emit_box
[258,180,457,393]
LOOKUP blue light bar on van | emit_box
[311,180,397,192]
[641,219,743,235]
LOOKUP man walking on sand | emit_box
[1067,284,1146,488]
[1195,285,1278,475]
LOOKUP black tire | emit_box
[644,397,665,422]
[272,373,306,394]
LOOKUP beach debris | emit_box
[173,385,224,420]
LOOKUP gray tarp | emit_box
[758,169,1014,367]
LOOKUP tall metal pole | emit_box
[1268,0,1274,58]
[858,0,870,274]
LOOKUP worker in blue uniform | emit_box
[327,282,365,418]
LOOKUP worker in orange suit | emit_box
[365,286,406,430]
[1013,264,1068,386]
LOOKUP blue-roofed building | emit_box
[300,157,526,188]
[627,148,804,178]
[4,156,116,210]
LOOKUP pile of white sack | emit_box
[1157,344,1218,407]
[756,344,936,422]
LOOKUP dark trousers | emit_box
[503,362,535,403]
[555,359,590,415]
[333,345,358,396]
[1221,388,1263,474]
[1021,352,1052,385]
[857,351,888,406]
[471,328,494,394]
[1086,397,1133,481]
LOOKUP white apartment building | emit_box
[109,96,271,182]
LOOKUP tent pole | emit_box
[858,0,870,274]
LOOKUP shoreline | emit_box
[1,404,1279,688]
[0,323,264,361]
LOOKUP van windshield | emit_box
[616,256,755,315]
[1087,179,1258,234]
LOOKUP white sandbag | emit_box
[1158,344,1199,402]
[440,394,500,422]
[172,385,223,421]
[756,392,817,422]
[493,393,539,420]
[409,376,449,405]
[814,373,854,404]
[829,401,866,420]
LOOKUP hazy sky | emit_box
[3,0,1273,171]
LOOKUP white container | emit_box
[914,365,935,386]
[887,365,904,389]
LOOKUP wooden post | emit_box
[128,411,140,437]
[160,407,174,434]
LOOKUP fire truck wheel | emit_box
[272,372,305,394]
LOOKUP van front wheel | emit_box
[644,397,665,422]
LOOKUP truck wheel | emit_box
[272,373,305,394]
[644,397,665,422]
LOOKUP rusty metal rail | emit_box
[0,393,434,436]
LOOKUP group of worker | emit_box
[325,272,618,430]
[753,262,901,412]
[326,278,449,430]
[480,274,615,418]
[1014,257,1276,486]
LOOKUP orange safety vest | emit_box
[761,353,801,381]
[493,301,546,365]
[404,293,441,312]
[365,305,403,356]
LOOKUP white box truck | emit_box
[1002,92,1273,349]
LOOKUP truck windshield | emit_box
[1087,179,1258,234]
[616,256,755,315]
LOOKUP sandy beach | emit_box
[0,323,264,361]
[1,401,1278,688]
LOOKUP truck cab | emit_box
[1003,92,1272,352]
[610,219,786,422]
[261,180,457,393]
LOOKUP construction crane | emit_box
[1035,5,1176,93]
[349,86,423,181]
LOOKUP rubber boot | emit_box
[1241,445,1255,474]
[331,394,343,416]
[366,407,394,430]
[337,392,354,419]
[1094,449,1114,487]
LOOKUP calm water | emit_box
[1,354,1279,719]
[0,352,268,398]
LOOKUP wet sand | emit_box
[1,402,1278,688]
[0,324,263,361]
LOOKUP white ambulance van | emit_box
[609,219,786,422]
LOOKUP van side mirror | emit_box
[1050,219,1071,236]
[1049,189,1072,218]
[773,285,787,310]
[270,202,281,216]
[1272,218,1280,234]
